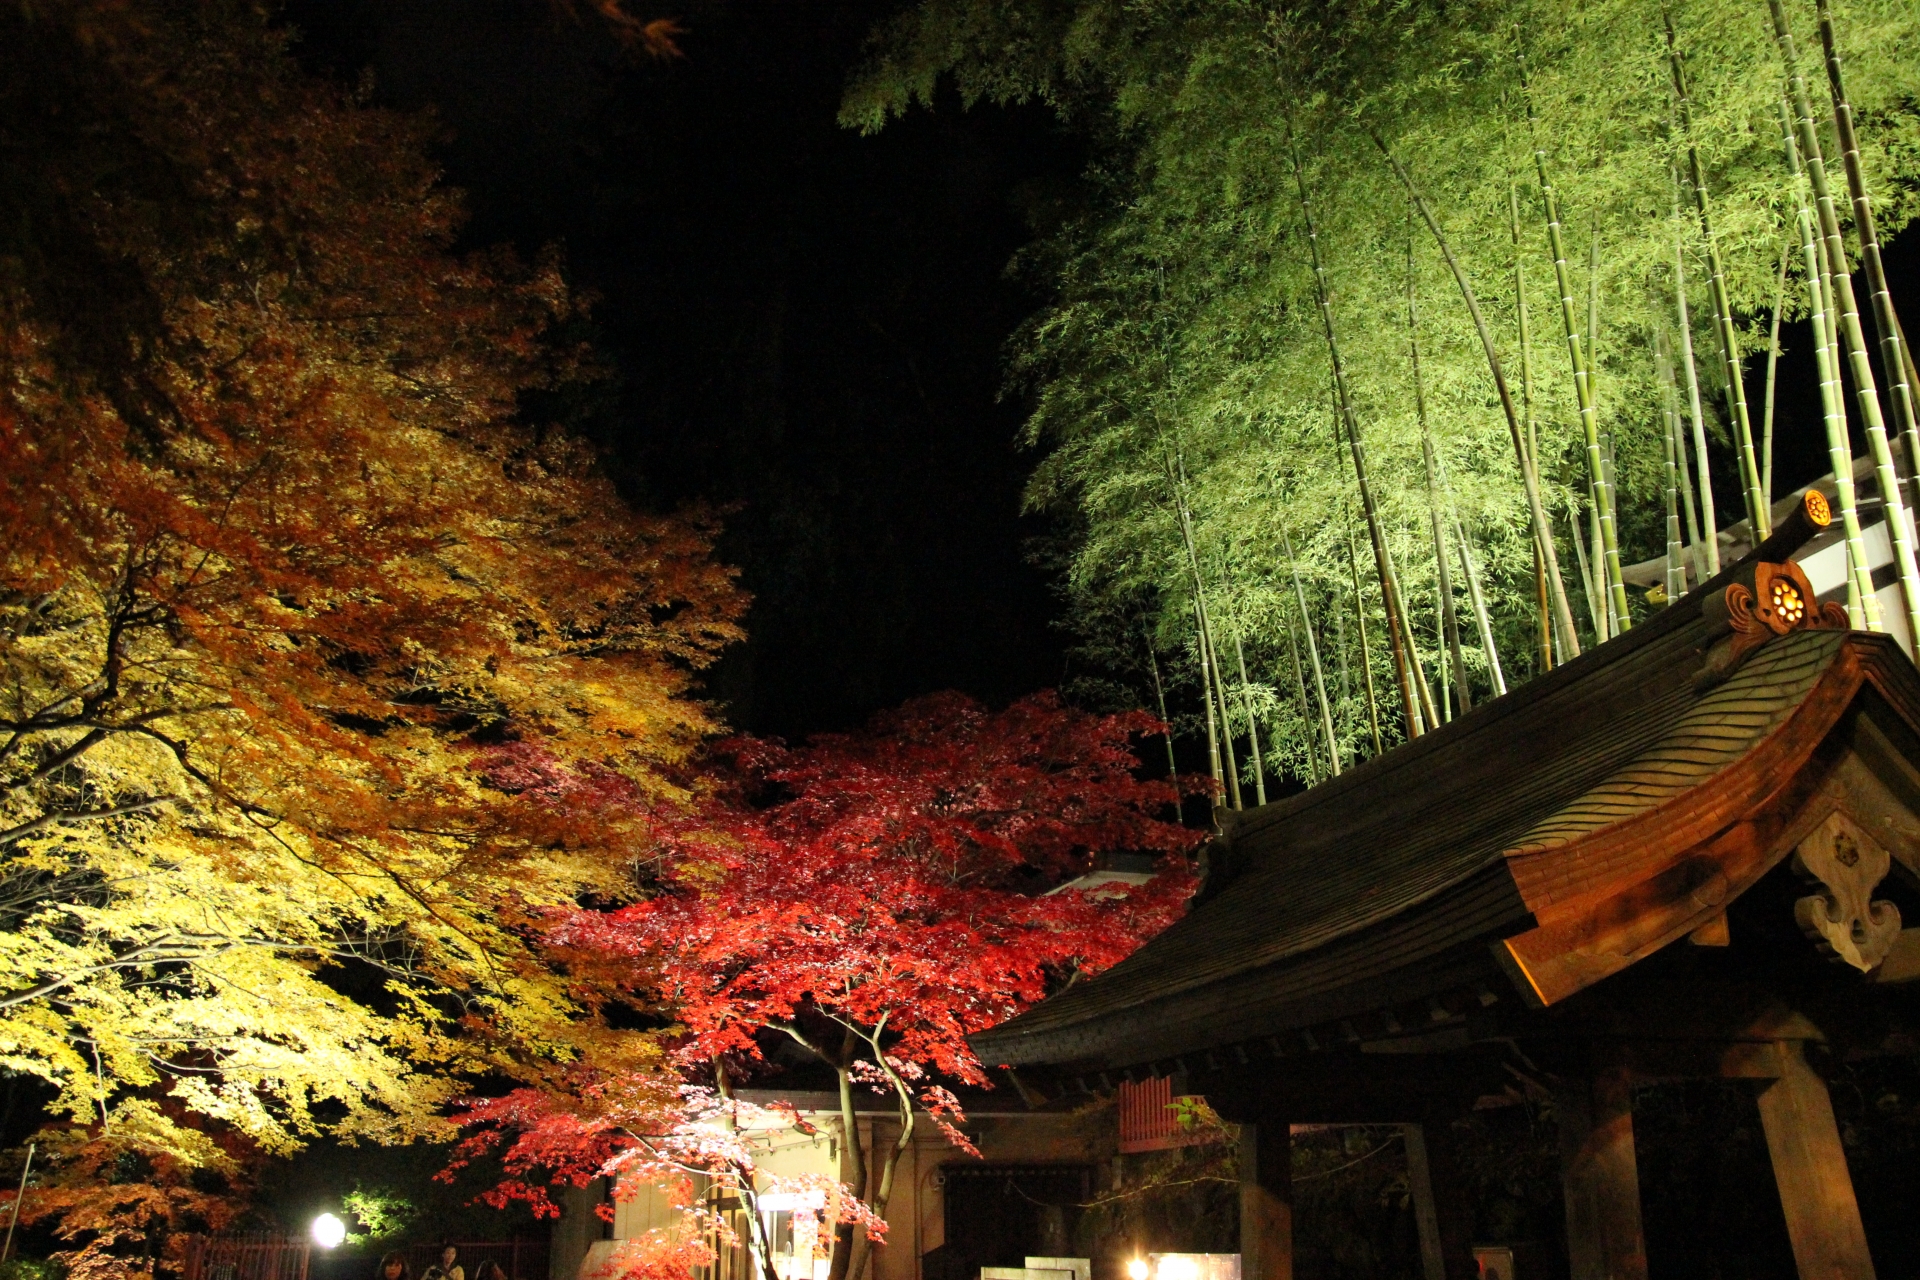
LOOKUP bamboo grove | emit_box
[845,0,1920,799]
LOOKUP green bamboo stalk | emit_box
[1343,519,1384,759]
[1667,14,1769,539]
[1517,46,1630,629]
[1656,333,1688,603]
[1143,632,1180,781]
[1772,0,1920,644]
[1509,180,1556,672]
[1379,137,1582,656]
[1817,0,1920,512]
[1762,241,1790,508]
[1783,90,1873,625]
[1408,242,1471,713]
[1383,534,1438,734]
[1189,593,1223,791]
[1293,126,1422,736]
[1656,325,1706,584]
[1433,446,1507,695]
[1671,187,1722,577]
[1229,624,1268,805]
[1570,497,1600,642]
[1197,593,1243,811]
[1278,601,1318,785]
[1283,528,1342,774]
[1587,500,1610,640]
[1587,219,1616,543]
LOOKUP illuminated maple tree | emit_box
[463,692,1204,1280]
[0,0,743,1262]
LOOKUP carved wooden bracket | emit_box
[1699,558,1849,686]
[1793,810,1902,972]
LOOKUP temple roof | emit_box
[973,505,1920,1071]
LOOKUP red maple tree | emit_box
[460,691,1206,1280]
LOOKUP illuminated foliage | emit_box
[463,693,1205,1280]
[843,0,1920,774]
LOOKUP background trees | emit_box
[842,0,1920,792]
[0,1,743,1266]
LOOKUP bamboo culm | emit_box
[1381,136,1582,656]
[1762,241,1789,508]
[1144,634,1180,781]
[1655,331,1689,602]
[1228,619,1269,804]
[1518,46,1631,628]
[1781,95,1877,627]
[1343,518,1385,758]
[1667,14,1769,539]
[1817,0,1920,513]
[1670,190,1721,577]
[1772,0,1920,645]
[1294,125,1423,735]
[1408,240,1472,712]
[1284,527,1343,773]
[1279,601,1319,785]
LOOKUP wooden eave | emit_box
[973,523,1920,1073]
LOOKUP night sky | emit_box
[282,0,1920,740]
[287,0,1081,739]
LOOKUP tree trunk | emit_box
[1292,129,1421,736]
[1781,96,1877,627]
[1671,201,1721,578]
[1819,0,1920,513]
[1229,620,1269,804]
[1773,0,1920,644]
[1409,255,1471,713]
[1383,140,1580,656]
[1654,332,1688,603]
[1284,529,1342,774]
[1668,15,1769,540]
[1761,241,1789,509]
[1517,56,1630,629]
[1343,521,1385,757]
[1144,635,1180,782]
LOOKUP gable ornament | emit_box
[1793,810,1902,972]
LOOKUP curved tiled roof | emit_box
[972,528,1910,1070]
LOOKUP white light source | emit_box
[311,1213,346,1249]
[1126,1261,1150,1280]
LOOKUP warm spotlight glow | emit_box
[311,1214,346,1249]
[1127,1261,1150,1280]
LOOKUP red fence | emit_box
[405,1240,549,1280]
[182,1234,311,1280]
[1117,1077,1213,1154]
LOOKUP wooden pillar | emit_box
[1403,1125,1446,1280]
[1555,1059,1648,1280]
[1755,1040,1876,1280]
[1406,1118,1477,1280]
[1238,1121,1293,1280]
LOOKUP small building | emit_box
[972,493,1920,1280]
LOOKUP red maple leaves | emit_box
[461,692,1207,1280]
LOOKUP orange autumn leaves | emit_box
[0,0,742,1204]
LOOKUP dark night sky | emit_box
[282,1,1920,738]
[286,0,1082,739]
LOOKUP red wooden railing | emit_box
[182,1233,311,1280]
[1118,1077,1205,1154]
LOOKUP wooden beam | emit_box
[1238,1122,1293,1280]
[1555,1061,1648,1280]
[1755,1041,1876,1280]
